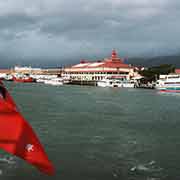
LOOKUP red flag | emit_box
[0,81,55,175]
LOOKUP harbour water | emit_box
[1,82,180,180]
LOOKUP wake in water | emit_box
[0,156,16,165]
[130,160,161,172]
[0,156,16,175]
[111,155,166,180]
[130,160,166,180]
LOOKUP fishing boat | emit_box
[12,76,35,83]
[155,74,180,92]
[97,77,135,88]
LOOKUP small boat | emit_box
[44,78,63,86]
[31,75,58,83]
[12,76,35,83]
[155,74,180,93]
[97,77,135,88]
[4,74,13,81]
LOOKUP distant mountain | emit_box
[0,57,73,69]
[1,54,180,69]
[127,55,180,68]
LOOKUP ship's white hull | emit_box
[155,74,180,92]
[97,79,135,88]
[44,78,63,86]
[44,81,63,86]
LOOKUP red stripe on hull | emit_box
[160,89,180,93]
[13,77,35,83]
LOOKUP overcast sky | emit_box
[0,0,180,65]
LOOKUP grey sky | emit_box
[0,0,180,64]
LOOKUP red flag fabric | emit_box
[0,81,55,175]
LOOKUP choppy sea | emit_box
[1,82,180,180]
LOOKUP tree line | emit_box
[139,64,175,81]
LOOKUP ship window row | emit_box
[69,76,108,80]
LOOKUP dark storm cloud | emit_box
[0,0,179,62]
[0,14,38,40]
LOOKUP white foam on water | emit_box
[112,173,118,178]
[128,140,137,145]
[130,166,136,171]
[130,160,163,173]
[0,157,16,165]
[131,164,150,172]
[90,135,105,144]
[147,178,160,180]
[0,156,18,176]
[148,161,156,165]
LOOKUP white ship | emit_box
[44,78,63,86]
[155,74,180,92]
[97,77,135,88]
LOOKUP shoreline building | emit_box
[62,50,140,81]
[13,66,61,75]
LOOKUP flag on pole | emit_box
[0,81,55,175]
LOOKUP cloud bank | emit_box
[0,0,179,65]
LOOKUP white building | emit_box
[62,50,140,81]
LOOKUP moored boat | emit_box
[44,78,63,86]
[12,76,35,83]
[97,77,135,88]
